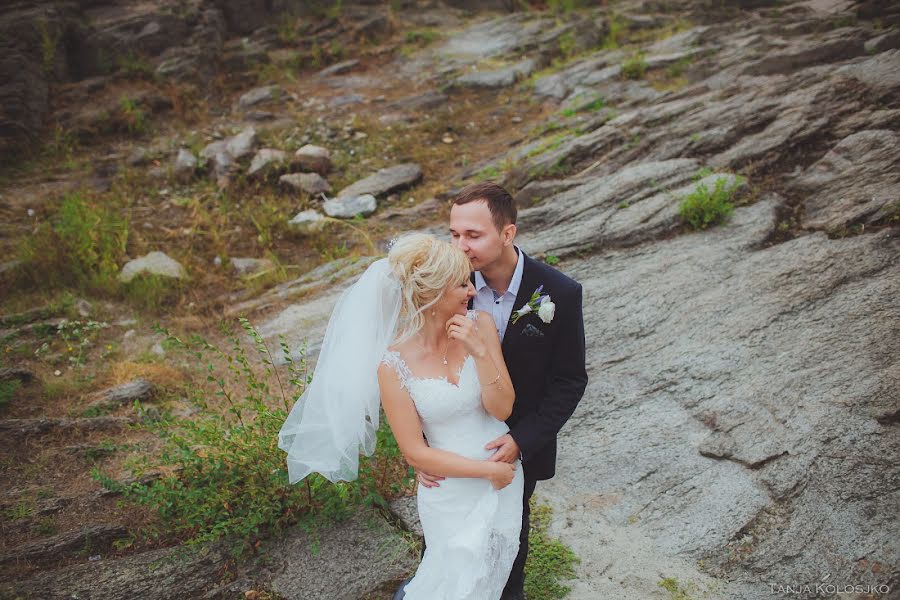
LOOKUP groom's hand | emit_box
[416,468,445,488]
[485,434,520,464]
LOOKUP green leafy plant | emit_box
[91,319,412,560]
[678,176,745,230]
[32,319,110,368]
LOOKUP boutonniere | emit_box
[511,285,556,325]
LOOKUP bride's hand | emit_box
[446,314,486,358]
[486,461,517,490]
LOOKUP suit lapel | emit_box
[502,252,540,355]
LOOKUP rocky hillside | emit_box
[1,0,898,599]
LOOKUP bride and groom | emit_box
[278,182,588,600]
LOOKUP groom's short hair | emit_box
[452,182,517,232]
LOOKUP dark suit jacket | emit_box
[469,250,588,481]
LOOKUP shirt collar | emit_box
[474,245,524,296]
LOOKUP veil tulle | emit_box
[277,258,401,484]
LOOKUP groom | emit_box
[418,181,589,600]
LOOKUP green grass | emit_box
[600,13,629,50]
[404,29,440,45]
[678,176,745,230]
[560,96,605,118]
[15,191,129,295]
[0,379,22,412]
[120,272,187,314]
[525,501,580,599]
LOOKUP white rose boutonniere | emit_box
[537,297,555,323]
[511,285,555,325]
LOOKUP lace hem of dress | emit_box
[403,485,521,600]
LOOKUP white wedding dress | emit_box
[381,311,524,600]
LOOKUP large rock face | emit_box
[248,3,898,598]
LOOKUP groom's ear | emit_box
[501,223,517,246]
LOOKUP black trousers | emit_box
[415,474,539,596]
[502,474,538,596]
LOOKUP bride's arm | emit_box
[378,362,507,481]
[470,310,515,420]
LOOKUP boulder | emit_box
[119,251,187,283]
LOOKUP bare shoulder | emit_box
[473,309,492,322]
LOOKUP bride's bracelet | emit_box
[487,371,502,387]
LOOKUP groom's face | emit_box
[449,200,507,271]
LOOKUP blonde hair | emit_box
[388,233,472,344]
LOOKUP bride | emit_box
[278,233,524,600]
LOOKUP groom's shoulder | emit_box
[525,254,581,293]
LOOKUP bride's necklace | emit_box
[414,335,449,365]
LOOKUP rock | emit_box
[329,93,365,107]
[199,140,227,160]
[337,164,422,199]
[262,509,415,600]
[0,524,129,566]
[226,127,258,160]
[388,91,448,111]
[248,148,287,178]
[0,416,139,438]
[230,257,273,275]
[292,144,332,174]
[0,367,35,384]
[834,49,900,100]
[743,32,866,77]
[126,147,149,166]
[287,209,327,235]
[119,251,187,283]
[0,5,69,157]
[323,194,378,218]
[527,203,898,598]
[864,30,900,54]
[84,378,155,412]
[224,256,378,319]
[0,532,233,599]
[453,58,536,88]
[173,148,197,182]
[513,178,589,209]
[280,172,332,195]
[376,197,443,226]
[387,496,423,539]
[238,84,281,109]
[318,59,360,77]
[791,129,900,232]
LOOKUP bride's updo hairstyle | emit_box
[388,233,471,344]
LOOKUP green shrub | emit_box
[678,176,744,230]
[16,192,129,294]
[91,319,411,560]
[621,54,648,80]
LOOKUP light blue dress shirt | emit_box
[472,245,525,342]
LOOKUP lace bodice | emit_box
[381,310,509,460]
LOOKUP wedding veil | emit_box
[277,258,401,484]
